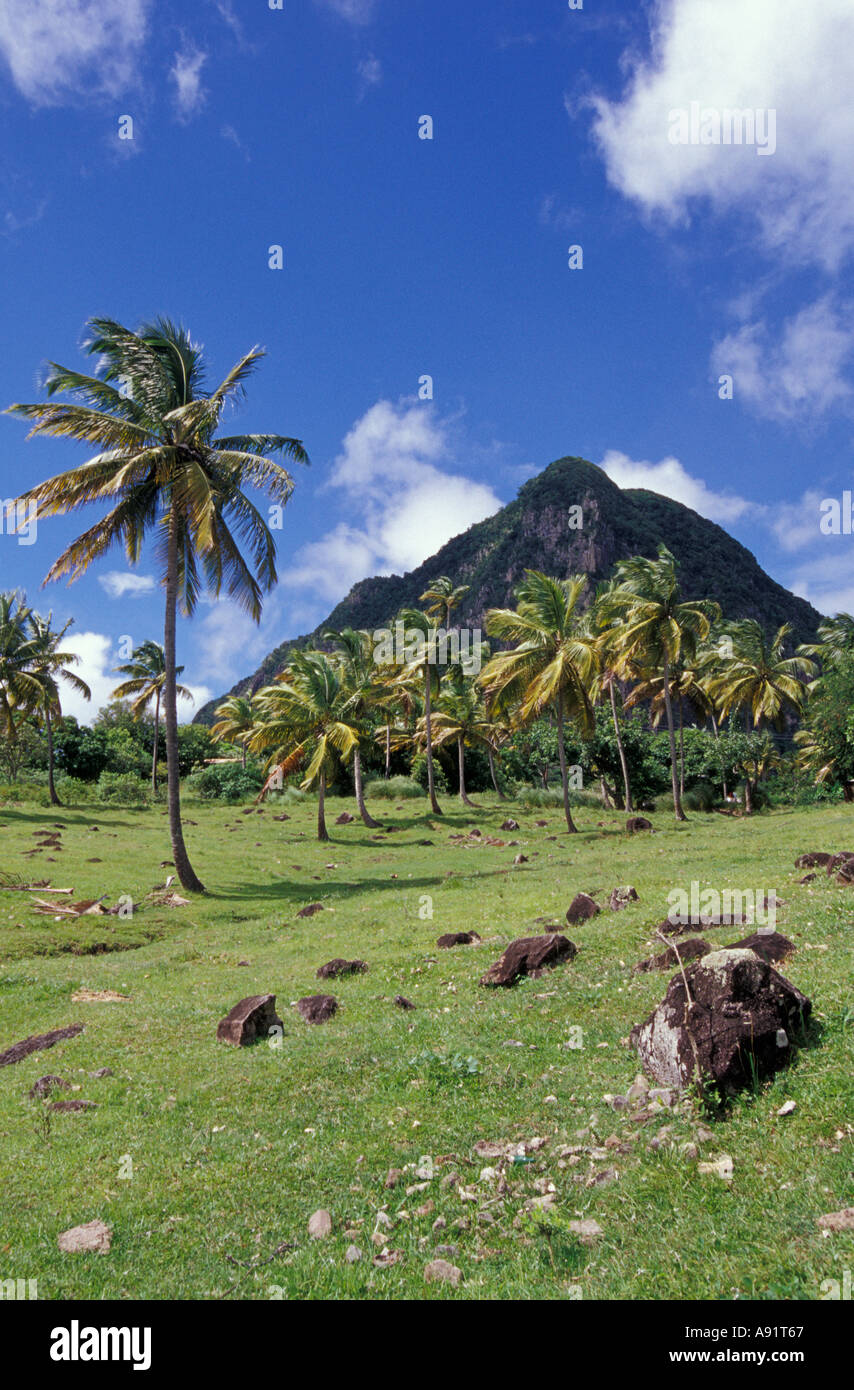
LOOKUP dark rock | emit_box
[513,854,528,865]
[217,994,283,1046]
[727,930,796,965]
[832,856,854,884]
[794,852,831,868]
[480,934,577,988]
[437,931,481,948]
[49,1099,97,1113]
[566,893,600,924]
[659,910,748,936]
[297,995,338,1025]
[626,816,653,834]
[501,819,520,831]
[609,885,639,911]
[798,873,816,884]
[0,1023,84,1068]
[335,812,354,825]
[316,958,368,979]
[393,995,416,1011]
[89,1067,114,1078]
[633,938,711,973]
[28,1075,70,1099]
[630,948,812,1094]
[296,903,324,919]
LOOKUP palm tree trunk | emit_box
[152,689,160,794]
[662,655,686,821]
[353,748,380,827]
[710,712,727,799]
[424,665,442,815]
[457,734,475,806]
[555,692,578,833]
[608,676,632,811]
[487,745,505,799]
[678,696,685,798]
[317,768,329,841]
[242,742,246,771]
[744,777,753,814]
[45,705,61,806]
[164,513,205,892]
[385,724,391,779]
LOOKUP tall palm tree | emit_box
[423,672,497,807]
[7,316,308,890]
[210,694,255,770]
[479,571,598,833]
[798,613,854,693]
[250,650,359,842]
[323,627,382,828]
[590,580,635,812]
[397,607,444,815]
[420,576,470,630]
[113,640,192,790]
[707,620,815,732]
[27,612,91,805]
[599,546,719,822]
[0,592,38,770]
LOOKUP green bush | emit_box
[682,781,719,812]
[186,763,264,802]
[410,753,449,796]
[364,775,424,800]
[95,771,152,805]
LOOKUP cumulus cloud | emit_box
[98,571,157,600]
[170,45,207,121]
[0,0,150,105]
[589,0,854,270]
[599,449,757,525]
[316,0,377,23]
[280,401,502,604]
[711,298,854,421]
[57,628,210,723]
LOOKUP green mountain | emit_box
[195,456,822,722]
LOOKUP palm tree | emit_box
[480,571,598,833]
[707,620,815,731]
[250,650,359,842]
[599,546,719,821]
[420,576,471,629]
[0,592,38,771]
[590,580,635,812]
[798,613,854,693]
[210,694,255,771]
[27,612,91,805]
[7,316,308,891]
[323,627,382,828]
[397,607,444,815]
[423,672,497,808]
[113,640,192,790]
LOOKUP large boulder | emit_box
[480,934,577,988]
[630,948,811,1094]
[297,995,338,1024]
[217,994,283,1046]
[727,930,796,965]
[794,852,832,869]
[626,816,653,834]
[437,931,481,948]
[316,959,368,979]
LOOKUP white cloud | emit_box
[711,298,854,421]
[170,45,207,121]
[357,53,382,95]
[589,0,854,269]
[280,401,502,604]
[316,0,377,23]
[0,0,150,105]
[58,630,113,724]
[98,571,156,599]
[599,449,757,525]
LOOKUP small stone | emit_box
[424,1258,462,1287]
[58,1219,112,1254]
[698,1155,734,1181]
[296,995,338,1025]
[432,1216,447,1232]
[817,1208,854,1233]
[567,1219,603,1244]
[28,1074,70,1099]
[393,995,416,1011]
[777,1100,797,1117]
[566,893,600,925]
[308,1209,333,1239]
[344,1244,363,1263]
[217,994,282,1047]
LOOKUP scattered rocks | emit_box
[626,817,653,834]
[0,1023,84,1068]
[794,852,831,869]
[308,1209,332,1239]
[296,903,324,919]
[28,1075,70,1099]
[49,1099,97,1113]
[436,932,481,948]
[630,948,812,1094]
[566,893,600,925]
[633,938,711,973]
[297,995,338,1025]
[316,959,368,979]
[58,1219,112,1254]
[480,934,577,988]
[393,995,416,1011]
[826,852,854,876]
[424,1258,462,1287]
[609,885,639,911]
[217,994,283,1047]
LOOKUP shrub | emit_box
[682,781,719,812]
[410,753,449,796]
[364,775,424,800]
[186,763,264,802]
[95,771,152,806]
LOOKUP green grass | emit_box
[0,794,851,1300]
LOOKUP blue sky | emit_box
[1,0,853,721]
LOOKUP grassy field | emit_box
[0,793,851,1301]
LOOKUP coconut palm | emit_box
[797,613,854,693]
[250,650,359,842]
[27,612,91,805]
[706,620,815,732]
[598,546,719,822]
[210,694,255,771]
[419,576,470,629]
[396,607,445,815]
[590,580,635,812]
[422,672,498,807]
[0,592,38,764]
[113,640,192,790]
[479,571,598,833]
[7,316,308,890]
[323,627,382,828]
